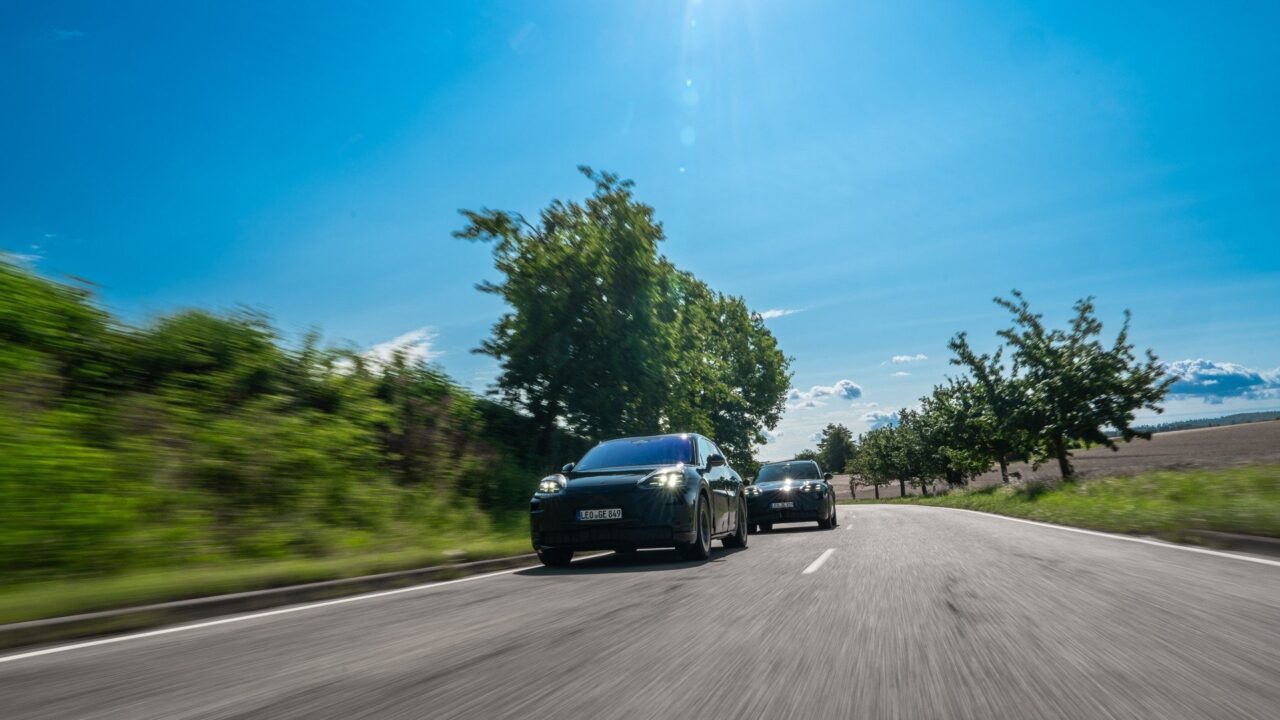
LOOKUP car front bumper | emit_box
[747,491,829,523]
[530,488,697,551]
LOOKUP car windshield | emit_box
[574,436,694,471]
[756,462,822,482]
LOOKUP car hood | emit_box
[752,480,813,492]
[562,467,666,492]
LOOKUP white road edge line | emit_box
[917,506,1280,568]
[803,548,836,574]
[0,554,606,666]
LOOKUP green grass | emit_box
[0,530,531,626]
[847,466,1280,540]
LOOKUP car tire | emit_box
[537,548,574,567]
[722,498,748,549]
[678,496,712,561]
[818,500,835,529]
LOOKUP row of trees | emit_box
[803,293,1171,494]
[457,167,792,470]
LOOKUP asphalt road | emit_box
[3,506,1278,719]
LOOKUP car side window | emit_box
[712,442,728,467]
[695,436,714,467]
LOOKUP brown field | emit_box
[832,419,1280,501]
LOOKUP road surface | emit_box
[3,506,1278,719]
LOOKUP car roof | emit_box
[597,433,699,444]
[763,459,819,467]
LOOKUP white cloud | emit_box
[862,410,900,430]
[891,371,910,377]
[887,353,928,365]
[1165,359,1280,403]
[2,250,42,265]
[787,379,863,409]
[759,308,801,320]
[365,327,443,368]
[761,429,784,443]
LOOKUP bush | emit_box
[0,260,566,583]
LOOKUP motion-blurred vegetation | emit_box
[0,259,586,585]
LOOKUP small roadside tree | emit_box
[814,423,855,477]
[848,427,899,498]
[947,333,1032,483]
[994,291,1172,479]
[917,379,997,487]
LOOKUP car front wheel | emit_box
[678,497,712,561]
[819,499,838,529]
[722,497,748,549]
[537,548,574,567]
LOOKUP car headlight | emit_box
[537,475,567,494]
[800,482,825,493]
[642,467,685,489]
[744,486,761,496]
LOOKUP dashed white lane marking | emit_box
[910,506,1280,568]
[803,548,836,574]
[0,553,607,666]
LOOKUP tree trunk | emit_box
[874,484,879,499]
[1053,435,1073,479]
[898,478,906,497]
[921,482,929,497]
[999,457,1009,484]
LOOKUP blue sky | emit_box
[4,1,1278,457]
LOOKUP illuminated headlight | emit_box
[643,468,685,489]
[800,482,825,493]
[537,475,567,494]
[744,486,761,496]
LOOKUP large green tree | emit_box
[994,291,1172,478]
[457,168,790,467]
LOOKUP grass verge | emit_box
[846,465,1280,540]
[0,531,531,627]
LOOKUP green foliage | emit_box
[457,168,790,468]
[813,423,854,476]
[0,259,566,584]
[947,333,1032,482]
[917,379,1003,485]
[847,428,897,494]
[849,291,1172,489]
[994,291,1172,478]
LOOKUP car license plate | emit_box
[770,502,794,509]
[577,508,622,521]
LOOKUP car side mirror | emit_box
[562,462,576,473]
[707,454,726,467]
[824,472,833,481]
